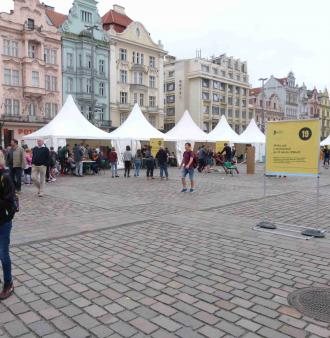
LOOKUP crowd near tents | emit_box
[24,95,329,163]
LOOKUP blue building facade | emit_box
[60,0,110,129]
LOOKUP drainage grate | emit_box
[288,287,330,323]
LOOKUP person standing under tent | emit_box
[73,144,84,177]
[156,146,169,180]
[145,146,155,180]
[180,142,196,193]
[109,147,119,178]
[323,146,329,168]
[134,149,143,177]
[123,146,133,178]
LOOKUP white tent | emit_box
[207,115,240,142]
[108,103,165,141]
[165,110,208,163]
[24,95,112,148]
[321,135,330,146]
[236,119,265,144]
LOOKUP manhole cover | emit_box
[288,287,330,322]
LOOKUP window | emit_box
[168,71,175,77]
[242,110,246,119]
[202,92,210,100]
[202,65,209,72]
[44,48,50,63]
[81,10,92,23]
[221,70,226,77]
[213,93,220,102]
[166,107,175,116]
[149,96,156,107]
[86,55,92,69]
[133,93,138,104]
[235,110,240,118]
[228,85,233,93]
[4,99,12,115]
[167,95,175,104]
[28,103,36,116]
[149,75,155,88]
[99,82,104,96]
[12,41,18,57]
[235,98,240,106]
[12,70,19,86]
[236,74,240,81]
[212,106,220,114]
[202,79,209,88]
[120,92,128,104]
[13,100,19,115]
[50,49,57,64]
[213,68,218,75]
[99,59,105,74]
[235,86,240,95]
[4,98,20,116]
[120,70,127,83]
[78,54,82,67]
[79,78,83,92]
[45,103,51,117]
[133,72,143,85]
[86,79,91,93]
[28,43,37,58]
[67,78,73,92]
[228,97,233,105]
[242,88,247,96]
[120,113,128,124]
[27,18,35,30]
[221,107,226,115]
[32,71,39,87]
[3,40,11,56]
[228,108,233,117]
[51,76,57,91]
[119,48,127,61]
[67,53,73,68]
[139,93,144,106]
[220,82,226,91]
[149,56,156,68]
[213,81,220,90]
[132,52,143,65]
[4,69,11,85]
[167,82,175,91]
[45,75,50,91]
[203,105,209,114]
[45,103,58,118]
[229,72,233,79]
[149,116,156,126]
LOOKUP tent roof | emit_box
[321,135,330,146]
[108,103,165,140]
[236,119,265,144]
[207,115,240,142]
[165,110,208,142]
[25,95,112,140]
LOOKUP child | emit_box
[24,149,32,184]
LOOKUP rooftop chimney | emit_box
[113,5,126,15]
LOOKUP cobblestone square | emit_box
[1,165,330,337]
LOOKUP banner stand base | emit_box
[256,221,277,230]
[301,229,326,238]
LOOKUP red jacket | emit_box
[108,151,118,163]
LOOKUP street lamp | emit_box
[258,77,268,132]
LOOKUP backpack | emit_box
[0,175,19,219]
[192,152,198,168]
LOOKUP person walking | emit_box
[24,148,32,184]
[7,139,25,193]
[123,146,133,178]
[197,145,207,173]
[109,147,119,178]
[32,139,50,197]
[323,146,329,168]
[49,147,57,182]
[220,143,232,162]
[0,164,16,300]
[156,146,169,180]
[145,146,154,180]
[180,142,196,193]
[134,149,143,177]
[73,144,84,177]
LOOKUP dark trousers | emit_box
[0,221,12,286]
[146,161,154,177]
[10,167,22,192]
[198,159,206,172]
[124,161,131,177]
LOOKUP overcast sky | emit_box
[1,0,329,90]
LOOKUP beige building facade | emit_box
[0,0,62,146]
[164,54,250,133]
[102,5,166,129]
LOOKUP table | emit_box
[82,160,96,175]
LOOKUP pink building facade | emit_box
[0,0,62,146]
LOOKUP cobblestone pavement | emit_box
[1,165,330,337]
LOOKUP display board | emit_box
[150,138,164,157]
[266,120,320,176]
[215,141,227,154]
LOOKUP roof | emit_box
[250,88,262,96]
[46,8,67,28]
[276,77,287,85]
[207,115,240,142]
[102,9,133,33]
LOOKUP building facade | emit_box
[46,0,111,130]
[164,54,250,133]
[307,87,320,119]
[319,88,330,139]
[249,88,284,129]
[0,0,62,146]
[102,5,166,129]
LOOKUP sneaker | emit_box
[0,282,14,300]
[181,188,188,193]
[190,189,195,193]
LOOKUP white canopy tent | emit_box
[207,115,240,143]
[24,95,112,149]
[236,119,266,162]
[165,110,208,163]
[321,135,330,146]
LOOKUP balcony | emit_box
[119,103,130,111]
[99,120,112,128]
[148,107,158,113]
[131,64,147,72]
[23,86,46,97]
[129,83,148,92]
[1,114,52,124]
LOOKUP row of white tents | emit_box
[24,95,328,162]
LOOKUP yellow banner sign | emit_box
[215,141,227,154]
[266,120,320,176]
[150,138,164,157]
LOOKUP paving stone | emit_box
[215,320,246,337]
[151,302,177,316]
[19,311,41,325]
[65,326,90,338]
[4,320,29,337]
[130,317,159,334]
[110,320,138,337]
[257,327,291,338]
[176,327,205,338]
[72,313,100,329]
[84,304,107,318]
[151,315,182,332]
[28,320,55,336]
[171,312,204,330]
[51,316,76,331]
[90,324,114,338]
[198,325,225,338]
[305,324,330,338]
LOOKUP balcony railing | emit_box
[1,114,52,123]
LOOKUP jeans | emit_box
[111,162,117,177]
[160,164,168,178]
[134,160,141,176]
[181,168,195,181]
[10,167,22,192]
[146,161,154,177]
[124,161,131,177]
[0,221,12,285]
[75,161,83,176]
[32,165,47,194]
